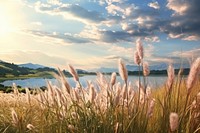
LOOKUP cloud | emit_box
[106,3,124,15]
[0,50,68,68]
[165,0,200,40]
[35,2,105,25]
[30,21,42,26]
[31,0,200,44]
[171,49,200,59]
[148,1,160,9]
[148,57,174,64]
[47,0,62,5]
[24,30,90,44]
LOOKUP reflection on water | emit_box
[1,75,167,88]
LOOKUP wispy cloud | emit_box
[23,30,90,44]
[148,1,160,9]
[35,1,106,25]
[171,49,200,59]
[0,50,68,68]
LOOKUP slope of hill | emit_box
[0,61,33,77]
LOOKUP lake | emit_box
[0,75,168,88]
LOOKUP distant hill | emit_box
[0,61,33,77]
[0,61,93,79]
[19,63,46,69]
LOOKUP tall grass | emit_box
[0,44,200,133]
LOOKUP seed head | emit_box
[136,39,143,60]
[147,98,155,117]
[110,72,117,86]
[27,124,35,130]
[68,64,79,82]
[169,112,179,132]
[167,64,175,92]
[118,59,128,82]
[134,51,141,65]
[11,109,18,127]
[143,62,150,76]
[187,58,200,94]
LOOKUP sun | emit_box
[0,7,13,37]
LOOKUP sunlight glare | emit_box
[0,7,13,37]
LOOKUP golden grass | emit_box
[0,69,199,133]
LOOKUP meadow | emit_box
[0,42,200,133]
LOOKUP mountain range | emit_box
[19,63,46,69]
[94,63,190,73]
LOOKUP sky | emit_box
[0,0,200,70]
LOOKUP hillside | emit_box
[0,61,57,80]
[0,61,33,77]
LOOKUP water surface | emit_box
[1,75,167,89]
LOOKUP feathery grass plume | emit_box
[167,64,175,92]
[68,64,79,82]
[27,124,35,130]
[110,72,117,86]
[55,87,63,107]
[197,92,200,103]
[114,83,121,106]
[169,112,179,132]
[186,57,200,94]
[58,68,71,94]
[25,88,31,105]
[128,82,135,104]
[47,81,55,105]
[71,112,79,120]
[118,58,128,82]
[134,51,141,65]
[88,85,96,103]
[136,38,143,60]
[143,61,150,76]
[11,108,19,127]
[114,122,119,133]
[147,98,155,117]
[178,68,183,78]
[12,83,19,96]
[128,82,134,97]
[146,86,151,99]
[122,84,127,100]
[68,124,75,132]
[73,88,80,102]
[137,81,145,104]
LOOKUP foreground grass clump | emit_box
[0,42,200,133]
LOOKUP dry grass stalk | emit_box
[187,57,200,94]
[68,64,79,82]
[134,51,141,65]
[58,68,71,94]
[118,59,128,82]
[147,98,155,117]
[167,64,175,92]
[27,124,35,130]
[111,72,117,86]
[25,88,31,105]
[136,39,143,60]
[143,61,150,76]
[11,108,19,127]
